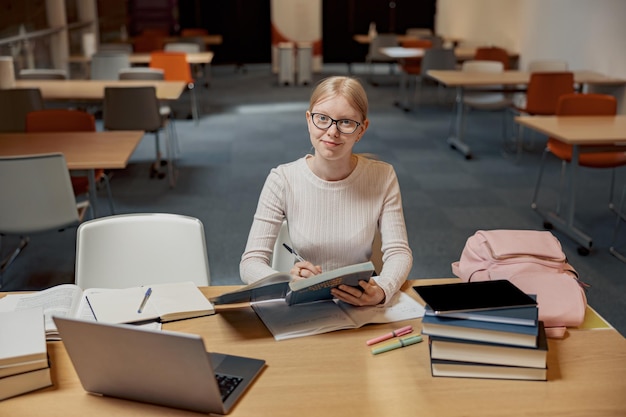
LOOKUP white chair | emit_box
[75,213,211,289]
[90,52,130,80]
[271,220,295,272]
[459,60,512,144]
[0,153,88,279]
[164,42,201,53]
[270,220,383,275]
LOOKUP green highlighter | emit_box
[371,335,423,355]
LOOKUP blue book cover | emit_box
[422,312,539,347]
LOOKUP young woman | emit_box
[240,76,412,306]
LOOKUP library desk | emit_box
[2,279,625,417]
[0,131,143,217]
[14,79,187,102]
[515,115,626,253]
[426,70,626,159]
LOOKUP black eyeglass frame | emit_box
[309,112,362,134]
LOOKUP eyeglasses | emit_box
[310,113,361,134]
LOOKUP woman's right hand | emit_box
[290,261,322,280]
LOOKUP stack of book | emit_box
[0,308,52,401]
[414,280,548,381]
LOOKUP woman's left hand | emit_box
[331,279,385,306]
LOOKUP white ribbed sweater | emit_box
[240,154,413,302]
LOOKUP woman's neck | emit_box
[307,154,357,181]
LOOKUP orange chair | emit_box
[511,72,575,156]
[532,93,624,215]
[150,51,199,124]
[397,39,432,109]
[474,46,511,70]
[25,109,115,215]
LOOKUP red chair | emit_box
[532,93,624,215]
[474,46,511,70]
[25,109,115,215]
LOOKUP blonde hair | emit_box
[309,76,368,121]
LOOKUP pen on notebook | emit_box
[366,325,413,346]
[282,243,306,263]
[371,335,423,355]
[137,287,152,314]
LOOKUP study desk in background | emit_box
[515,115,626,253]
[3,279,625,417]
[426,70,626,159]
[0,131,143,217]
[14,79,187,102]
[353,33,463,47]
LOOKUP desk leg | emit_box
[447,86,472,159]
[87,169,98,218]
[538,144,593,252]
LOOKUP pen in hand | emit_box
[137,287,152,314]
[282,243,306,263]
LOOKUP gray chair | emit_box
[90,52,130,80]
[75,213,210,289]
[164,42,201,53]
[0,153,88,279]
[401,47,457,109]
[365,33,399,80]
[18,68,68,80]
[103,86,175,185]
[0,88,44,132]
[118,67,179,156]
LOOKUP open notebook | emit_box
[54,317,265,414]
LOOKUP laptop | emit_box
[53,317,265,414]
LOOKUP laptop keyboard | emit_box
[215,373,243,401]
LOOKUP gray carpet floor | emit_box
[2,63,625,336]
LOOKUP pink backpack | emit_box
[451,230,588,338]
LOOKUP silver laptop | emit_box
[53,317,265,414]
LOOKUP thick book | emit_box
[211,261,375,306]
[0,366,53,401]
[429,322,548,369]
[423,302,538,327]
[430,359,547,381]
[85,281,215,324]
[421,312,539,348]
[0,309,48,378]
[413,280,537,315]
[251,291,425,341]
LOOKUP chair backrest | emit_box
[26,109,95,132]
[367,34,399,61]
[164,42,200,53]
[525,72,575,115]
[75,213,211,289]
[98,43,134,54]
[103,86,162,132]
[0,88,44,132]
[556,93,617,116]
[90,52,131,80]
[462,60,504,74]
[118,67,165,80]
[474,46,510,70]
[461,60,506,104]
[527,59,568,72]
[19,68,68,80]
[420,47,457,76]
[132,31,166,53]
[0,153,80,234]
[150,51,194,83]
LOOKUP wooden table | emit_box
[515,115,626,252]
[2,279,625,417]
[426,70,626,159]
[68,51,214,66]
[353,34,463,47]
[0,131,144,217]
[14,79,186,102]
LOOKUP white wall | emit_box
[436,0,626,112]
